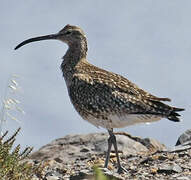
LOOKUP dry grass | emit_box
[0,74,25,134]
[0,75,44,179]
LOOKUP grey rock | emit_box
[29,132,166,164]
[169,144,191,153]
[26,132,191,179]
[45,176,60,180]
[171,164,183,173]
[176,129,191,146]
[158,163,182,174]
[177,177,191,180]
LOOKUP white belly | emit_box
[83,113,162,129]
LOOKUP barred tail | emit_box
[168,107,185,122]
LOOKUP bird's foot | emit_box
[117,165,128,174]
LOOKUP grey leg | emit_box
[105,129,128,173]
[104,130,113,168]
[109,130,128,173]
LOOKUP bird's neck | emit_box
[61,39,88,79]
[66,42,87,61]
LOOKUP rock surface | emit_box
[27,132,191,180]
[176,129,191,146]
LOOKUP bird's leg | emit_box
[104,130,113,168]
[108,130,128,174]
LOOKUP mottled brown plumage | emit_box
[67,58,184,128]
[15,24,184,173]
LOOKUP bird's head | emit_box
[14,24,87,50]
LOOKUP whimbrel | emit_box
[15,25,184,173]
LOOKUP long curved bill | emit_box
[14,33,60,50]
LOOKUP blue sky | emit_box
[1,0,190,150]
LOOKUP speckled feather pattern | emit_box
[65,59,175,129]
[58,25,184,129]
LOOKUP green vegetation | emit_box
[0,128,42,180]
[93,166,116,180]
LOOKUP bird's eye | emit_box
[65,31,72,35]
